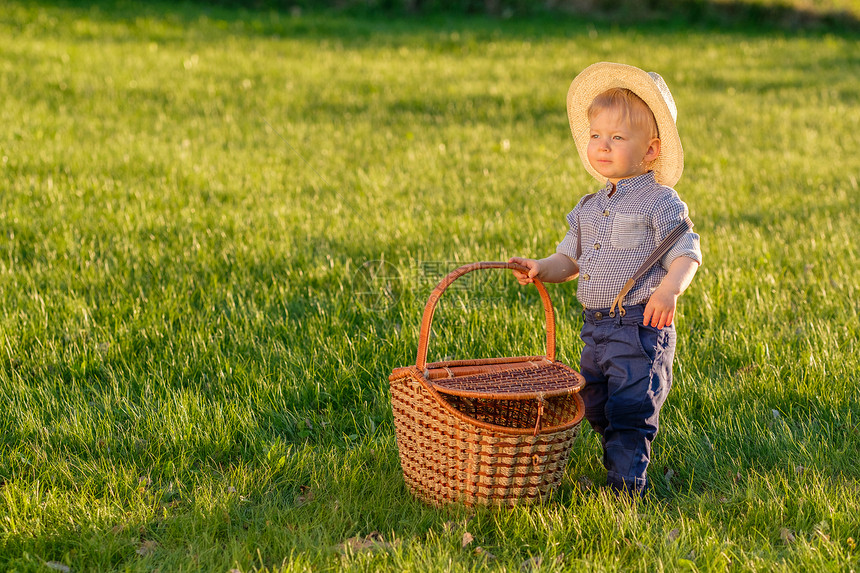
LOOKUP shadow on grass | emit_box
[16,0,860,40]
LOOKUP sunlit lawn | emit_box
[1,1,859,571]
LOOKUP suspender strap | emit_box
[575,192,694,317]
[609,216,694,318]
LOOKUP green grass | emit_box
[1,1,859,571]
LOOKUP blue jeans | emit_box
[579,304,676,496]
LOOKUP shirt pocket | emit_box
[611,213,649,249]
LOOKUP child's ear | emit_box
[644,138,661,162]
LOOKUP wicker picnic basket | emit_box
[389,262,585,507]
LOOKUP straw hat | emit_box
[567,62,684,187]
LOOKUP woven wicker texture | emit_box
[388,262,586,507]
[390,369,582,507]
[442,390,582,432]
[431,361,585,399]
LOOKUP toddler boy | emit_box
[510,62,702,496]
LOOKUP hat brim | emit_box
[567,62,684,187]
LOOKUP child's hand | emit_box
[508,257,540,285]
[644,256,699,328]
[643,285,678,329]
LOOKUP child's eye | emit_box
[613,135,624,140]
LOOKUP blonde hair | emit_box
[587,88,659,140]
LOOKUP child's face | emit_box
[586,106,660,185]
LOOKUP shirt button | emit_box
[603,210,609,217]
[582,274,590,281]
[594,243,601,250]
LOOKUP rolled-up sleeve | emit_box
[556,208,580,259]
[556,194,593,259]
[652,192,703,270]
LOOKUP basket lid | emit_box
[428,360,585,400]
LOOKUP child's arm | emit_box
[508,254,579,285]
[643,255,699,329]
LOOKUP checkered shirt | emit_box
[556,171,702,310]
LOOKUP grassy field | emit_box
[1,1,859,571]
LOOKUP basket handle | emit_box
[415,261,556,371]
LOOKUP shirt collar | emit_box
[602,171,658,197]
